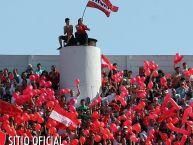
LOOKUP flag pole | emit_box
[82,1,88,19]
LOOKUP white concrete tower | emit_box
[59,39,101,104]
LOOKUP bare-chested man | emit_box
[172,67,182,88]
[58,18,74,49]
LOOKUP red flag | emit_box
[0,100,22,116]
[102,0,119,12]
[101,54,117,70]
[49,105,78,127]
[0,130,6,145]
[87,0,111,17]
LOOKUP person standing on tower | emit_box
[58,18,74,49]
[75,18,90,45]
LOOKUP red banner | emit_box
[0,130,6,145]
[0,100,22,116]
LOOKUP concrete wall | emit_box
[0,55,59,73]
[0,55,192,75]
[107,55,193,75]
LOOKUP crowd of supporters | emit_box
[1,58,193,145]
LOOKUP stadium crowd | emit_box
[1,55,193,145]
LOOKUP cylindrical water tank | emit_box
[59,45,101,104]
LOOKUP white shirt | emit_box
[10,84,15,95]
[102,93,116,103]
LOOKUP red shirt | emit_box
[76,24,88,34]
[49,71,60,86]
[0,76,6,83]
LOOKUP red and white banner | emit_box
[0,130,6,145]
[49,105,78,127]
[101,54,117,70]
[87,0,111,17]
[102,0,119,12]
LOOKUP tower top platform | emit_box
[87,38,97,46]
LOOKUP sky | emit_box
[0,0,193,55]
